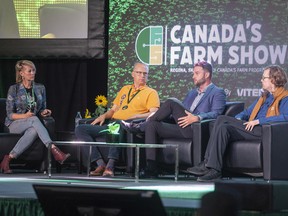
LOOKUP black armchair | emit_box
[126,102,245,173]
[223,121,288,180]
[0,98,55,172]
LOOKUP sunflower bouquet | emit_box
[85,95,108,118]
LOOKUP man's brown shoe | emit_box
[102,167,114,177]
[90,166,106,176]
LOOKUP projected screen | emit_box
[0,0,87,39]
[108,0,288,107]
[0,0,104,59]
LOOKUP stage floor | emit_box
[1,171,288,215]
[0,172,213,208]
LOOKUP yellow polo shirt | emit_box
[112,84,160,120]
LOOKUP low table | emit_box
[48,141,179,181]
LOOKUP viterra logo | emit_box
[135,26,163,65]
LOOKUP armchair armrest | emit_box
[192,119,215,165]
[129,118,147,124]
[262,121,288,180]
[79,117,147,126]
[79,117,96,125]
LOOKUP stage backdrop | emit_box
[108,0,288,107]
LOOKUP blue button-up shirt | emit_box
[235,93,288,124]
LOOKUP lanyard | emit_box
[122,86,141,110]
[25,87,36,111]
[127,87,141,104]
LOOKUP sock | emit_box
[106,159,115,169]
[96,159,106,167]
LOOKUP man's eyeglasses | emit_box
[261,76,270,81]
[134,71,148,76]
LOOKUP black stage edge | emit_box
[215,181,288,211]
[1,173,288,215]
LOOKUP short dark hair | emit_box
[194,60,213,74]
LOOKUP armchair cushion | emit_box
[223,121,288,180]
[159,138,193,165]
[224,140,262,170]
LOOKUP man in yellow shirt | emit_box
[75,62,160,177]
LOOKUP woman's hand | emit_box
[25,111,34,118]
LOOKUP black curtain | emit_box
[0,0,108,133]
[0,59,107,132]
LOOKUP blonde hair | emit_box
[15,60,36,83]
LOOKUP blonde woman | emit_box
[0,60,70,174]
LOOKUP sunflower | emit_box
[95,95,108,107]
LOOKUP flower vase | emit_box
[106,133,120,143]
